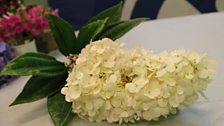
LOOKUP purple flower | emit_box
[0,40,16,86]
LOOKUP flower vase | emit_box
[35,30,58,53]
[13,39,37,55]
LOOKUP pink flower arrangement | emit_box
[0,5,58,45]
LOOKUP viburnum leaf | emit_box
[10,75,66,106]
[97,18,148,40]
[0,52,67,77]
[86,2,122,25]
[48,14,77,55]
[48,92,74,126]
[77,18,108,52]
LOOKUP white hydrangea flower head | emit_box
[61,38,216,123]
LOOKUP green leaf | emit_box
[0,52,67,76]
[10,75,66,106]
[98,18,148,40]
[77,18,108,51]
[48,92,74,126]
[94,21,124,40]
[86,2,122,25]
[48,14,77,55]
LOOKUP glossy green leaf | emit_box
[98,18,148,40]
[48,92,74,126]
[94,21,124,40]
[77,18,108,51]
[48,14,77,55]
[10,75,66,106]
[86,2,122,25]
[0,52,67,76]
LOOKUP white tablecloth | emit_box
[1,12,224,126]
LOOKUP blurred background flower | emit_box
[0,40,16,87]
[0,4,58,46]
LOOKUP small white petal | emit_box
[125,83,137,93]
[61,87,68,95]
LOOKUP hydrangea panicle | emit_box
[62,38,216,123]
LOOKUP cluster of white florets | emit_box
[61,38,215,123]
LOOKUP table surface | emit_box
[1,12,224,126]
